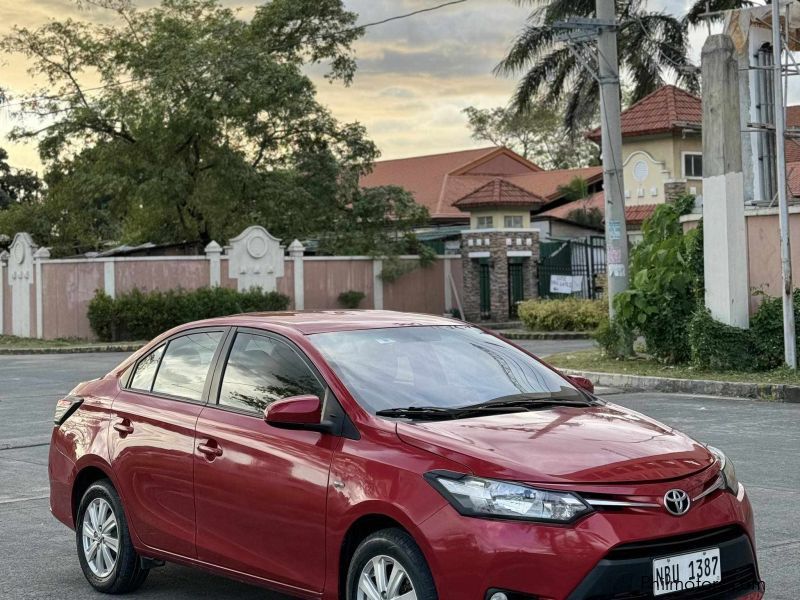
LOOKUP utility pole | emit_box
[772,0,797,368]
[596,0,629,318]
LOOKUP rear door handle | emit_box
[197,442,223,460]
[113,420,134,436]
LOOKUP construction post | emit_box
[596,0,629,318]
[701,35,749,329]
[772,0,796,368]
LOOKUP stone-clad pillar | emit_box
[702,34,749,328]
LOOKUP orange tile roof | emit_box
[453,178,546,210]
[507,167,604,201]
[361,147,601,221]
[788,162,800,198]
[535,192,658,226]
[588,85,701,142]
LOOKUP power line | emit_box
[2,0,470,111]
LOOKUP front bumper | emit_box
[418,484,762,600]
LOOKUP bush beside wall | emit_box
[518,298,606,331]
[88,287,290,342]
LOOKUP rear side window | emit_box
[152,332,224,402]
[218,332,324,414]
[129,345,164,391]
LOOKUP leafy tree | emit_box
[555,177,603,228]
[0,0,388,256]
[497,1,699,133]
[463,105,597,169]
[0,148,43,209]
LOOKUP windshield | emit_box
[309,326,576,414]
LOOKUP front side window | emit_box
[309,326,571,414]
[475,216,494,229]
[504,215,524,228]
[152,331,223,401]
[129,345,164,391]
[684,153,703,178]
[218,332,324,414]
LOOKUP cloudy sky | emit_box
[0,0,711,172]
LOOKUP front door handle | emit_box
[197,441,223,460]
[113,419,134,436]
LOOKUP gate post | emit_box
[34,247,50,339]
[0,250,6,335]
[7,233,36,337]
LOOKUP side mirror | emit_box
[265,395,329,431]
[568,375,595,394]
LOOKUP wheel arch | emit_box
[71,462,115,524]
[338,510,437,600]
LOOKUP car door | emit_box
[193,328,340,593]
[110,327,227,558]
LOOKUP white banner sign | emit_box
[550,275,583,294]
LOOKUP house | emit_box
[360,146,604,242]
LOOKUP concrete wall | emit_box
[0,253,463,340]
[683,207,800,313]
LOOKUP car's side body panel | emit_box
[193,404,339,592]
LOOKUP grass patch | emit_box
[0,335,142,349]
[547,349,800,386]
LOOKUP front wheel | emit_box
[76,479,148,593]
[346,528,437,600]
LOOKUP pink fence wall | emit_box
[1,251,461,340]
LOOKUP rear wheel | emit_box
[76,480,149,593]
[346,528,437,600]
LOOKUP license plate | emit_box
[652,547,721,596]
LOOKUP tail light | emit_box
[54,395,83,426]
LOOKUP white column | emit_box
[205,241,222,287]
[0,251,6,335]
[33,247,50,339]
[373,259,384,310]
[103,260,116,298]
[287,240,305,310]
[443,257,453,313]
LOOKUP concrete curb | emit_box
[0,343,144,355]
[498,331,593,340]
[560,369,800,403]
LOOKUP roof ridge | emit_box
[373,146,499,164]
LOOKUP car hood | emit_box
[395,402,715,484]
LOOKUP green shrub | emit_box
[688,308,756,371]
[338,290,366,309]
[749,289,800,370]
[614,195,701,364]
[594,317,634,359]
[88,287,290,341]
[518,298,606,331]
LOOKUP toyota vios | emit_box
[49,311,764,600]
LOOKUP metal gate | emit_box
[508,259,524,317]
[479,260,491,319]
[538,236,606,300]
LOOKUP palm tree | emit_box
[497,0,699,134]
[684,0,759,28]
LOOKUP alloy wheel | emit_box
[357,555,417,600]
[81,497,119,578]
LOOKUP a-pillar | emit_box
[701,35,750,328]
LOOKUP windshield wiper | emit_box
[375,406,463,420]
[461,391,595,411]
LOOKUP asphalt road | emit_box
[1,348,798,599]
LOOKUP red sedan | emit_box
[48,311,764,600]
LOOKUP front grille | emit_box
[606,527,743,561]
[608,565,759,600]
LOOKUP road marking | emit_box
[0,494,49,505]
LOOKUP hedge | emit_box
[518,298,606,331]
[88,287,290,342]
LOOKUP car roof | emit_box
[188,310,467,335]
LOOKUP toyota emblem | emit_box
[664,489,691,516]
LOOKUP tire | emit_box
[346,528,437,600]
[75,479,149,594]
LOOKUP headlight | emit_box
[708,446,739,494]
[425,471,591,523]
